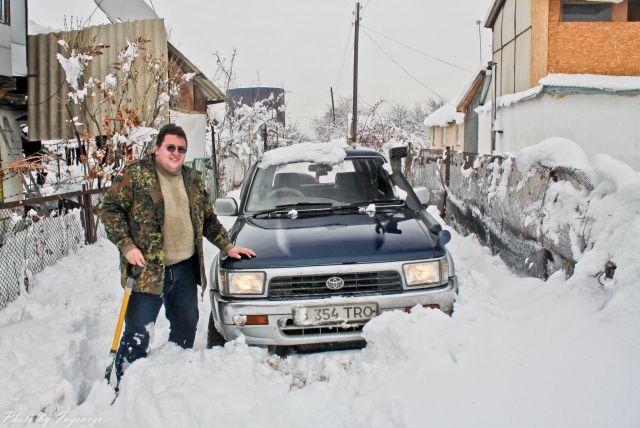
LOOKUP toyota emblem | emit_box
[326,276,345,290]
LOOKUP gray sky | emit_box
[28,0,494,135]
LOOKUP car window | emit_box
[245,158,396,212]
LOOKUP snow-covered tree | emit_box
[312,97,442,154]
[38,31,194,191]
[208,49,308,194]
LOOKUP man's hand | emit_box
[226,246,256,260]
[125,247,146,267]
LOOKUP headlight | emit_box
[220,271,265,295]
[403,259,449,287]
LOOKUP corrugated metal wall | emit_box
[28,19,168,141]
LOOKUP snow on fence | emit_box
[0,189,106,310]
[409,148,593,279]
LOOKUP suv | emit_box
[208,143,456,353]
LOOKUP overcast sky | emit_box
[28,0,494,136]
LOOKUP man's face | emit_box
[155,134,187,175]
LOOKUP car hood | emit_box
[221,208,439,269]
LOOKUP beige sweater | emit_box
[157,168,195,266]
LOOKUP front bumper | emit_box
[209,277,457,346]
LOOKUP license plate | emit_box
[293,303,378,326]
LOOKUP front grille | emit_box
[268,271,403,300]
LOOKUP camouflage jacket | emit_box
[99,156,232,295]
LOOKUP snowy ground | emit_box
[2,150,640,427]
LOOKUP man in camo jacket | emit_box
[100,123,255,380]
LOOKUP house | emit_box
[423,103,464,152]
[460,0,640,169]
[0,0,27,202]
[27,18,225,163]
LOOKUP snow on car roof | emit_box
[258,140,349,169]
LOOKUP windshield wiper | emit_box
[334,199,404,209]
[275,202,333,209]
[371,198,404,205]
[250,203,333,218]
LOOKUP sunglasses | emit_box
[163,144,187,154]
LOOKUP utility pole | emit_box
[491,61,498,154]
[476,20,483,67]
[210,120,219,199]
[350,2,360,145]
[330,87,336,124]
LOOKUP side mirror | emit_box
[214,197,238,216]
[413,187,429,206]
[437,230,451,248]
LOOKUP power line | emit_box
[82,0,103,27]
[334,18,354,90]
[361,28,450,104]
[360,0,371,18]
[361,24,472,73]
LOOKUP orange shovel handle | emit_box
[110,287,133,352]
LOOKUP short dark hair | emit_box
[156,123,187,147]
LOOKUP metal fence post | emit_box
[81,184,97,244]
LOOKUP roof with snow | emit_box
[423,104,464,128]
[456,68,487,113]
[540,73,640,93]
[476,73,640,113]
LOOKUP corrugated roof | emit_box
[28,19,168,141]
[168,43,225,104]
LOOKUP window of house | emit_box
[629,0,640,21]
[561,1,612,22]
[0,0,9,25]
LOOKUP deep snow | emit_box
[1,148,639,427]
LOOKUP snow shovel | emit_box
[104,265,142,385]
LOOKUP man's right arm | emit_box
[99,172,137,256]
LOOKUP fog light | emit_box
[232,315,247,326]
[245,315,269,325]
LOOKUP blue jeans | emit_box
[115,256,199,380]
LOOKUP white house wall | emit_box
[0,19,10,76]
[478,93,640,170]
[10,0,26,76]
[0,108,24,201]
[0,0,26,77]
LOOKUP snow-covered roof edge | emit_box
[423,104,464,128]
[540,73,640,92]
[475,73,640,113]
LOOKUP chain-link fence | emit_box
[408,148,594,279]
[0,188,106,310]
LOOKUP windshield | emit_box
[245,158,397,212]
